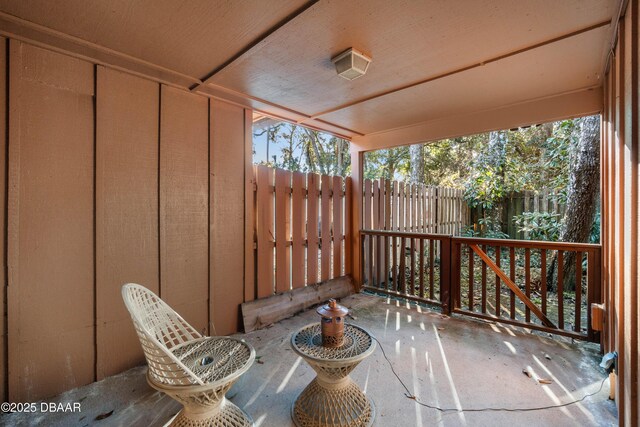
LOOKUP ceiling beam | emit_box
[352,86,603,152]
[304,19,611,123]
[0,11,201,89]
[190,0,320,92]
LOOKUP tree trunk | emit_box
[487,131,507,234]
[410,144,425,183]
[547,116,600,291]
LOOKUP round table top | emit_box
[290,323,376,363]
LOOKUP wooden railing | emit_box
[361,230,602,341]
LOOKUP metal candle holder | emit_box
[317,299,348,347]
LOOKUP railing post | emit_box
[440,236,452,315]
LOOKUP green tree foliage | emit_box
[254,122,350,177]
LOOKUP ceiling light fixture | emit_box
[331,48,372,80]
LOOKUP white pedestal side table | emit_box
[290,323,376,427]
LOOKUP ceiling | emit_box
[0,0,617,140]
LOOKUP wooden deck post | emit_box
[349,147,364,291]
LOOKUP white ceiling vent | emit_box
[331,48,372,80]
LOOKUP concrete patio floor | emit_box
[1,292,617,427]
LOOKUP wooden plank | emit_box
[469,244,556,328]
[210,100,246,335]
[291,172,305,289]
[399,236,406,293]
[392,235,398,291]
[96,66,158,381]
[575,251,583,332]
[384,179,391,230]
[307,173,320,285]
[557,250,564,329]
[481,245,487,313]
[510,247,516,319]
[344,177,353,275]
[0,36,6,403]
[256,165,274,298]
[275,168,291,293]
[419,238,425,298]
[440,237,451,314]
[408,184,414,231]
[333,176,343,278]
[384,179,391,290]
[321,175,331,281]
[159,86,209,333]
[429,239,435,300]
[417,185,423,233]
[541,249,548,315]
[469,246,474,311]
[244,110,256,302]
[363,179,372,286]
[372,180,379,230]
[392,181,399,231]
[241,276,353,332]
[377,179,384,284]
[525,248,531,322]
[409,236,415,295]
[495,246,501,317]
[8,42,94,400]
[398,182,405,231]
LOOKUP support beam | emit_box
[349,147,364,291]
[354,87,603,151]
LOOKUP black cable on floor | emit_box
[371,335,608,413]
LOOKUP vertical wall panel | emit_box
[7,42,94,400]
[96,67,159,380]
[160,86,209,333]
[210,100,245,335]
[602,1,640,419]
[0,37,6,403]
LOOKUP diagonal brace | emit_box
[468,244,557,329]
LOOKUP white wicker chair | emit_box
[122,283,255,427]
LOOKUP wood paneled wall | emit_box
[601,1,639,423]
[0,40,253,401]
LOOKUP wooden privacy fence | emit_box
[361,230,602,342]
[471,190,567,239]
[363,179,469,235]
[252,165,352,298]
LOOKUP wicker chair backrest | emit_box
[122,283,205,386]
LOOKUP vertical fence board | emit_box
[292,172,305,289]
[364,179,372,285]
[275,169,291,293]
[307,174,320,285]
[321,175,331,281]
[398,182,405,231]
[393,181,399,231]
[384,180,391,289]
[333,176,343,278]
[256,165,274,298]
[344,177,353,275]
